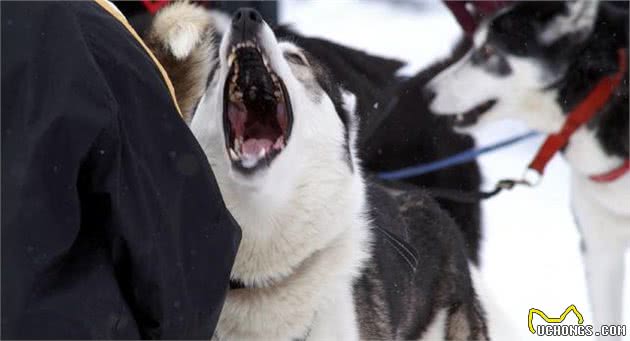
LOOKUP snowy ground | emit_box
[280,1,629,340]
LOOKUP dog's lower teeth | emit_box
[274,137,284,150]
[230,90,242,102]
[234,138,242,151]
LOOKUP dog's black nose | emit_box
[232,8,263,40]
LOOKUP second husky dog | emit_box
[427,1,628,337]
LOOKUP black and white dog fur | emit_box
[427,1,628,337]
[147,3,488,340]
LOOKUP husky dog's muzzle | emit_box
[223,8,293,175]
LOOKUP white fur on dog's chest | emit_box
[216,282,360,341]
[563,126,624,177]
[572,170,630,219]
[213,222,368,341]
[562,125,630,216]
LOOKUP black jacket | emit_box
[1,2,240,339]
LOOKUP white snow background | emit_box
[280,1,629,340]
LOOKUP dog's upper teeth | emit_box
[274,90,282,100]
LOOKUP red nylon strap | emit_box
[141,0,169,15]
[528,48,628,176]
[589,159,630,182]
[444,1,511,35]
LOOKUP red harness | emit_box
[141,0,169,15]
[526,48,628,184]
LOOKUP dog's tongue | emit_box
[242,138,273,157]
[228,103,246,137]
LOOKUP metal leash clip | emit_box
[495,168,542,192]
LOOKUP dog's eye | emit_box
[471,43,499,65]
[285,51,308,66]
[480,44,496,60]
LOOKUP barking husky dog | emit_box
[147,3,488,340]
[427,1,628,337]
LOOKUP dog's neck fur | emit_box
[214,152,368,287]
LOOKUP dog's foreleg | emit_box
[572,176,628,341]
[582,237,626,341]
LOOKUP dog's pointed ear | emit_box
[147,2,213,60]
[145,3,220,121]
[539,0,599,45]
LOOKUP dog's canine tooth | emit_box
[457,114,464,121]
[228,52,236,67]
[229,148,239,161]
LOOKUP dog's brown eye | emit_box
[472,44,498,65]
[481,44,495,60]
[285,52,308,66]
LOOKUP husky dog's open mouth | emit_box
[223,41,293,173]
[449,99,496,128]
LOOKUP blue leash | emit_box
[378,131,540,181]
